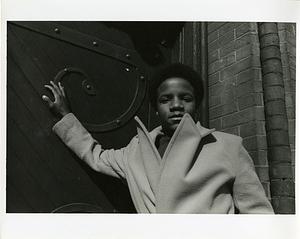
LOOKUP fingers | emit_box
[58,82,66,97]
[41,95,53,107]
[50,81,60,93]
[44,84,59,100]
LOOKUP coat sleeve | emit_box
[52,113,128,179]
[232,141,274,214]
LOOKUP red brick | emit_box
[218,29,235,47]
[238,93,263,110]
[208,72,220,86]
[288,119,295,136]
[285,93,294,107]
[261,33,280,46]
[219,90,237,103]
[210,103,238,119]
[236,23,257,38]
[208,59,225,74]
[253,81,263,93]
[264,100,286,116]
[225,53,236,67]
[268,146,292,164]
[237,81,253,97]
[218,22,241,37]
[248,150,268,166]
[235,33,258,49]
[240,121,266,137]
[270,164,293,179]
[208,39,219,52]
[255,166,270,181]
[262,61,283,75]
[271,197,295,214]
[257,136,268,150]
[277,23,286,31]
[220,41,235,57]
[291,151,295,165]
[287,45,296,57]
[208,30,219,43]
[209,95,221,108]
[208,22,225,34]
[208,49,219,63]
[289,135,295,149]
[267,130,290,146]
[261,46,282,61]
[233,56,253,74]
[209,83,223,96]
[220,69,235,83]
[237,68,261,85]
[222,108,254,128]
[271,180,294,197]
[286,107,295,119]
[221,126,239,136]
[235,23,251,38]
[266,115,288,131]
[264,85,285,100]
[254,107,265,120]
[209,118,221,129]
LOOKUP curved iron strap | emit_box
[51,202,111,213]
[54,67,147,132]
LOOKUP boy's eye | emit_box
[158,96,170,104]
[182,95,194,102]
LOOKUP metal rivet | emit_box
[125,53,131,59]
[125,68,130,72]
[86,84,91,90]
[160,39,167,46]
[54,28,60,34]
[116,119,121,125]
[93,41,98,46]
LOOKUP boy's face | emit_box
[156,77,196,135]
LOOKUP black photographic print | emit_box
[6,21,295,214]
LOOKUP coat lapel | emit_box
[134,114,216,212]
[134,116,162,195]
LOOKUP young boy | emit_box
[42,63,274,214]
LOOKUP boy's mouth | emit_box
[169,114,184,121]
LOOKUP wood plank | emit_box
[9,23,58,81]
[7,83,114,210]
[6,180,34,213]
[7,144,55,212]
[7,112,70,208]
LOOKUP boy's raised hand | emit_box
[42,81,71,118]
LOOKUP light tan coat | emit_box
[53,113,274,214]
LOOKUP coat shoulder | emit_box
[211,131,242,147]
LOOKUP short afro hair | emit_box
[149,63,203,109]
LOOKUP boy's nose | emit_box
[170,99,184,111]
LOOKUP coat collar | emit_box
[134,113,215,141]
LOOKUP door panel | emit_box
[6,22,182,212]
[7,21,180,212]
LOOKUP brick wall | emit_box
[278,23,296,181]
[207,22,271,198]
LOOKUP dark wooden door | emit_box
[7,21,183,212]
